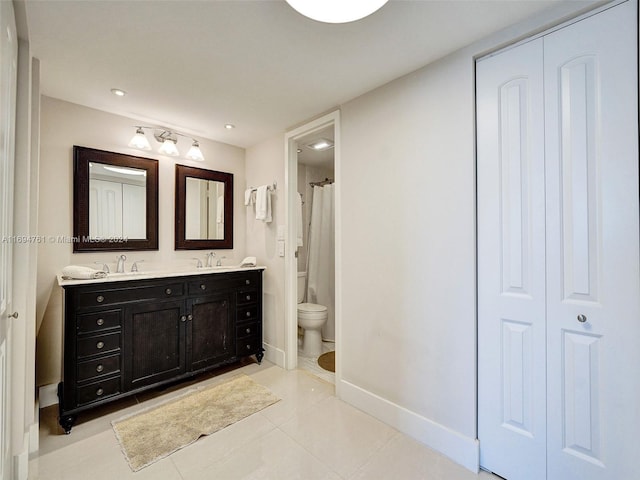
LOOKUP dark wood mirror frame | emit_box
[73,146,159,252]
[175,164,233,250]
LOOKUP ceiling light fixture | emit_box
[307,138,334,151]
[285,0,388,23]
[128,126,205,161]
[224,124,235,130]
[110,88,126,97]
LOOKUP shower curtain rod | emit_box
[309,178,334,187]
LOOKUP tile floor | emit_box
[30,359,500,480]
[297,340,336,384]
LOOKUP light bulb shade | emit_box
[186,141,205,161]
[128,128,151,150]
[159,138,179,156]
[285,0,388,23]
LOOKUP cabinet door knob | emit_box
[96,295,104,303]
[96,364,104,373]
[577,314,587,323]
[246,344,251,350]
[245,279,250,285]
[180,315,187,322]
[165,288,172,295]
[245,327,251,334]
[187,314,193,321]
[200,284,206,290]
[96,341,104,349]
[246,295,251,301]
[96,388,104,396]
[96,318,104,326]
[246,311,251,317]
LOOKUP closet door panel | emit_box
[477,38,547,480]
[544,2,640,479]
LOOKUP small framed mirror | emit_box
[175,164,233,249]
[73,146,159,252]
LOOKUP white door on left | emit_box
[0,0,18,479]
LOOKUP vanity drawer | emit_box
[191,272,261,294]
[237,335,261,356]
[237,305,258,321]
[77,310,121,334]
[77,332,121,359]
[77,354,120,382]
[76,376,121,406]
[236,322,260,339]
[236,289,258,305]
[77,283,185,308]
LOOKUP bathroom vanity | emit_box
[57,267,264,433]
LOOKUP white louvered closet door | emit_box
[477,2,639,479]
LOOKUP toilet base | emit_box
[301,328,323,357]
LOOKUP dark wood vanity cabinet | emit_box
[58,269,263,433]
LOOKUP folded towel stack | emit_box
[61,265,108,280]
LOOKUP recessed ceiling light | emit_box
[224,124,235,130]
[110,88,126,97]
[306,138,334,151]
[285,0,388,23]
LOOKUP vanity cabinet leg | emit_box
[59,415,77,434]
[256,348,264,364]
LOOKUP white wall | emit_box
[244,135,287,365]
[36,96,246,386]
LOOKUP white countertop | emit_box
[57,265,265,287]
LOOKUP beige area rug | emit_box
[112,374,279,471]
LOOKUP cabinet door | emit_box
[187,294,233,372]
[124,300,186,390]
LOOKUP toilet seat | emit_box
[297,302,327,314]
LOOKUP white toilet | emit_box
[297,272,328,357]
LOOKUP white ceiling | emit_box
[24,0,595,149]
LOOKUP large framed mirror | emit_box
[175,164,233,250]
[73,146,159,252]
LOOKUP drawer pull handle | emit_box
[96,388,104,396]
[245,327,251,334]
[96,318,105,326]
[246,295,251,301]
[245,280,250,285]
[246,344,251,350]
[165,288,172,295]
[246,312,251,317]
[200,284,206,290]
[577,314,587,323]
[187,314,193,321]
[96,341,105,349]
[96,364,104,373]
[180,315,187,322]
[96,295,104,303]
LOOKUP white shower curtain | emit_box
[306,184,335,341]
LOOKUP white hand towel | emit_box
[297,192,303,247]
[255,185,272,223]
[244,189,254,206]
[61,265,108,280]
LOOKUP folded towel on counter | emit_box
[297,192,304,247]
[244,189,255,206]
[61,265,108,280]
[255,185,272,223]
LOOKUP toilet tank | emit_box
[297,272,306,303]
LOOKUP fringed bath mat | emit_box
[112,374,279,471]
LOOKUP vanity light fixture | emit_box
[285,0,388,23]
[128,126,205,161]
[306,138,334,151]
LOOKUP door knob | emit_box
[577,314,587,323]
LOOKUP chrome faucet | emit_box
[192,257,203,268]
[216,255,226,267]
[131,260,144,272]
[206,251,216,267]
[116,254,126,273]
[94,261,109,273]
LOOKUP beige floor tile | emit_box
[279,395,397,478]
[183,428,341,480]
[250,366,334,426]
[348,432,502,480]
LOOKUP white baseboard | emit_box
[14,436,29,480]
[339,379,480,473]
[38,383,58,409]
[262,342,285,368]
